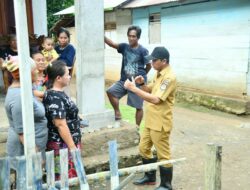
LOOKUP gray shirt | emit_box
[5,87,48,168]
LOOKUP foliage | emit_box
[47,0,74,34]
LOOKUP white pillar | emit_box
[14,0,35,187]
[32,0,47,36]
[0,72,3,92]
[75,0,114,130]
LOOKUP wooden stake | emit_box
[205,143,222,190]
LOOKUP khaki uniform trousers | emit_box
[139,127,171,167]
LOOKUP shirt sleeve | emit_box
[65,45,75,67]
[11,97,24,134]
[142,48,150,66]
[154,77,176,102]
[117,43,127,54]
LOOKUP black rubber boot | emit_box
[133,157,157,185]
[155,166,173,190]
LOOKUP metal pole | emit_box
[42,157,186,189]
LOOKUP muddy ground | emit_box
[1,78,250,190]
[88,102,250,190]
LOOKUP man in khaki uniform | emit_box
[124,46,176,190]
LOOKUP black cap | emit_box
[146,46,169,61]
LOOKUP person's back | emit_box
[4,56,48,169]
[5,88,48,159]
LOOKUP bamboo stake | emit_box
[86,157,186,182]
[205,143,222,190]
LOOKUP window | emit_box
[104,22,116,30]
[149,13,161,44]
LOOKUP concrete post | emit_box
[32,0,47,36]
[14,0,36,188]
[75,0,113,130]
[0,73,3,93]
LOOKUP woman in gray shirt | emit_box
[4,56,48,169]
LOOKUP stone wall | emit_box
[176,89,250,115]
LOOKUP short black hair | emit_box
[31,51,43,58]
[57,27,70,39]
[127,25,141,39]
[47,60,67,89]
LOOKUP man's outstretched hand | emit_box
[124,76,136,90]
[134,75,144,85]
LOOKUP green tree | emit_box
[47,0,74,33]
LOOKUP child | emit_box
[41,37,59,66]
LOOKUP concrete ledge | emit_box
[82,120,141,174]
[176,89,250,115]
[82,121,139,158]
[81,109,115,131]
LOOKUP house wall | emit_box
[104,9,132,81]
[132,0,250,99]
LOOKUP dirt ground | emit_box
[1,78,250,190]
[88,103,250,190]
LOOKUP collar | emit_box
[157,65,170,78]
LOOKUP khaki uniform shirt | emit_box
[145,65,176,132]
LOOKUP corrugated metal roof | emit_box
[123,0,180,8]
[53,0,130,15]
[105,0,131,10]
[54,6,74,16]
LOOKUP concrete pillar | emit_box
[75,0,114,130]
[32,0,47,36]
[14,0,36,187]
[0,72,3,93]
